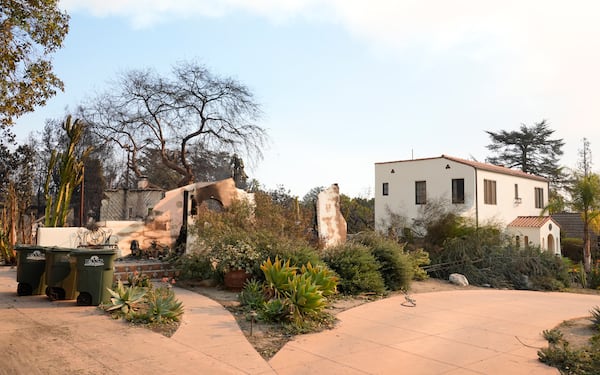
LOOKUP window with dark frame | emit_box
[382,182,389,196]
[484,179,497,205]
[415,181,426,205]
[452,178,465,204]
[535,187,544,208]
[514,184,519,199]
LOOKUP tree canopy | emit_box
[0,0,69,131]
[485,120,565,183]
[569,139,600,272]
[82,61,266,187]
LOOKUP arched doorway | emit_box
[547,234,555,253]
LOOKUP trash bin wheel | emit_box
[77,292,93,306]
[47,287,66,301]
[17,282,33,296]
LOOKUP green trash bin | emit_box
[44,247,78,301]
[14,245,47,296]
[71,248,116,306]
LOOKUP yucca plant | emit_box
[145,287,184,323]
[105,281,147,315]
[260,256,297,297]
[288,273,326,321]
[44,116,93,227]
[300,262,338,297]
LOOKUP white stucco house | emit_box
[374,155,561,254]
[507,216,561,254]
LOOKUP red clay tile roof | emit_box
[375,155,548,182]
[507,216,560,228]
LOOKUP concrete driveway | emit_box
[270,289,600,374]
[2,263,599,374]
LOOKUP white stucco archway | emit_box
[548,234,555,253]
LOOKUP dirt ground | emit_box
[179,278,486,359]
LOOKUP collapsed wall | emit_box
[317,184,347,248]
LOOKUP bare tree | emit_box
[81,61,266,187]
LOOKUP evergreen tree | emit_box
[485,120,565,184]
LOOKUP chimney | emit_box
[138,176,149,189]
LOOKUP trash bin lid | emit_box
[45,246,74,253]
[14,245,47,252]
[71,248,116,255]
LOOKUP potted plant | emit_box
[209,240,262,290]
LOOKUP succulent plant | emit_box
[300,262,338,297]
[288,273,326,319]
[145,287,184,323]
[105,281,147,315]
[239,279,266,310]
[259,298,292,322]
[260,256,297,297]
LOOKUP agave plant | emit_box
[260,256,297,297]
[105,281,147,315]
[288,273,326,320]
[145,287,184,323]
[300,262,338,297]
[259,298,292,322]
[239,279,266,310]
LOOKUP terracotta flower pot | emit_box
[224,269,250,291]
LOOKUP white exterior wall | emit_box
[37,227,83,248]
[375,157,549,231]
[507,222,562,255]
[476,170,548,226]
[375,158,476,231]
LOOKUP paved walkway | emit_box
[1,264,599,374]
[0,267,273,374]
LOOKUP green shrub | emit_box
[538,326,600,375]
[323,243,385,295]
[588,264,600,290]
[542,328,564,345]
[272,243,323,268]
[171,252,214,280]
[538,342,592,374]
[530,276,566,291]
[370,243,413,291]
[428,226,570,291]
[407,248,430,281]
[561,237,584,262]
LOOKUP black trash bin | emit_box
[44,247,78,300]
[14,245,47,296]
[71,248,116,306]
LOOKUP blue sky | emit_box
[14,1,600,198]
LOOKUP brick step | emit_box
[112,260,178,284]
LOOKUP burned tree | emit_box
[82,61,266,187]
